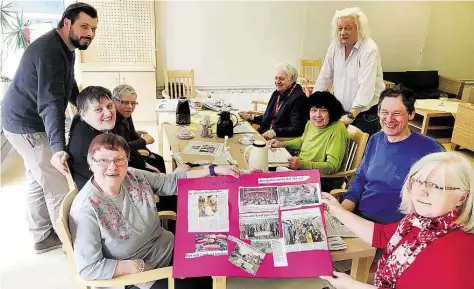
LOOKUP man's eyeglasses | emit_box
[409,177,461,192]
[91,157,128,167]
[114,98,138,107]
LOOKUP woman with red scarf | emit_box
[321,152,474,289]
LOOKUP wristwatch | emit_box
[347,112,355,121]
[208,164,217,176]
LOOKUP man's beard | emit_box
[69,32,92,50]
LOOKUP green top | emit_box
[282,120,348,174]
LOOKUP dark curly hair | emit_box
[378,87,416,114]
[307,91,345,124]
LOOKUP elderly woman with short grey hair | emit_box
[240,62,307,140]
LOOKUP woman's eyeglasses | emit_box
[91,157,128,167]
[409,177,460,192]
[114,98,138,107]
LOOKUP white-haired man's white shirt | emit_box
[314,38,385,112]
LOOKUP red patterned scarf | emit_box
[374,210,461,288]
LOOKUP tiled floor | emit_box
[1,141,472,289]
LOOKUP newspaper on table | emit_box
[228,235,265,275]
[182,141,223,157]
[185,234,228,258]
[238,186,279,213]
[281,207,329,252]
[239,212,280,253]
[277,183,321,209]
[156,99,178,112]
[233,121,255,134]
[188,189,229,232]
[324,211,357,238]
[328,236,347,251]
[268,148,292,163]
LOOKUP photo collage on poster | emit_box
[184,181,330,275]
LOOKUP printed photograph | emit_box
[240,216,279,240]
[195,234,228,252]
[277,183,321,208]
[198,194,218,217]
[239,187,279,212]
[281,208,327,251]
[228,243,265,275]
[199,144,216,154]
[251,240,273,253]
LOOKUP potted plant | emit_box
[1,1,29,102]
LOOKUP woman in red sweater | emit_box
[321,152,474,289]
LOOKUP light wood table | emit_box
[410,99,461,140]
[160,110,287,170]
[212,237,376,289]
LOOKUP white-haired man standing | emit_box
[314,7,385,136]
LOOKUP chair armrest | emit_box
[330,189,346,199]
[321,169,356,179]
[247,111,264,116]
[158,211,177,221]
[78,267,173,287]
[138,149,150,157]
[251,100,268,106]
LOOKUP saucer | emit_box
[177,132,195,140]
[239,138,255,145]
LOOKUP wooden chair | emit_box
[438,75,465,100]
[56,166,175,289]
[163,69,195,99]
[67,103,78,119]
[467,86,474,104]
[299,59,321,96]
[321,125,369,199]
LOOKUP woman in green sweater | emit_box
[268,91,348,190]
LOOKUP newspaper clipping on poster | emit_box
[188,189,229,232]
[324,211,357,238]
[239,212,280,253]
[185,234,229,258]
[277,183,321,209]
[239,186,279,213]
[228,235,265,275]
[281,207,328,252]
[182,141,223,157]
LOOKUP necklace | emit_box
[92,180,146,235]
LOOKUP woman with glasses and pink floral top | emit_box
[69,134,239,289]
[321,152,474,289]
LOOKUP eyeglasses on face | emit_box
[91,157,128,167]
[114,98,138,107]
[409,177,461,192]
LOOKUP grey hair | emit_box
[331,7,371,42]
[275,62,298,83]
[112,84,137,100]
[399,152,474,233]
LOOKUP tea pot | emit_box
[216,110,238,138]
[244,141,268,172]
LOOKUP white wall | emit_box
[156,1,471,88]
[420,2,474,79]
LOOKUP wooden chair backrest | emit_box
[468,87,474,104]
[438,75,465,99]
[342,125,369,182]
[164,69,195,99]
[55,166,80,274]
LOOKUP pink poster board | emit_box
[173,170,333,278]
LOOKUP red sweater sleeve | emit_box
[372,221,400,249]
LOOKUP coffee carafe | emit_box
[176,98,191,125]
[244,141,269,172]
[216,110,238,138]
